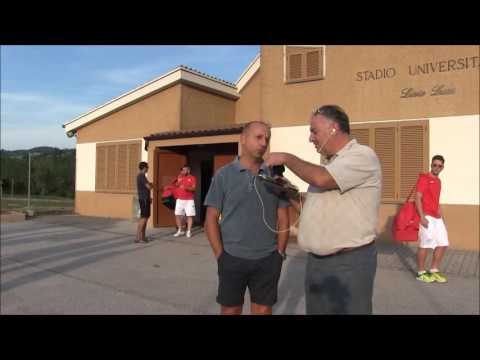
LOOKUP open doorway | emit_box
[154,142,237,227]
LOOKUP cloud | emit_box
[0,46,261,150]
[1,91,92,125]
[1,91,91,150]
[95,45,260,87]
[99,64,167,86]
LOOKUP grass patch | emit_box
[1,196,74,214]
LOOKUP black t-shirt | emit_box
[137,173,150,200]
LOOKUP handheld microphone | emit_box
[271,165,285,177]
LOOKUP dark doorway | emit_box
[200,159,214,223]
[154,142,237,227]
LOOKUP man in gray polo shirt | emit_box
[204,121,290,315]
[266,105,382,314]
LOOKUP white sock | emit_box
[430,268,439,273]
[417,270,426,275]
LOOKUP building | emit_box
[63,45,479,251]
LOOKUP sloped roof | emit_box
[63,55,262,136]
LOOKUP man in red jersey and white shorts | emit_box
[415,155,449,283]
[173,165,197,238]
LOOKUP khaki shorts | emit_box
[418,216,449,249]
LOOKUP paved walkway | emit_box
[1,215,478,314]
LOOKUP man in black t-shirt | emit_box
[136,161,153,243]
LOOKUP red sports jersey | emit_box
[175,175,196,200]
[415,173,441,218]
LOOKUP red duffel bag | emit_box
[161,179,178,210]
[392,185,420,242]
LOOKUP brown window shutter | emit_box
[306,50,320,77]
[351,128,371,147]
[96,145,106,191]
[289,53,302,80]
[399,124,426,200]
[286,46,324,83]
[128,143,141,191]
[106,145,117,190]
[117,144,128,190]
[374,126,397,201]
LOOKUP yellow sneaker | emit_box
[429,271,448,283]
[416,272,435,283]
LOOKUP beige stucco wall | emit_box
[75,191,136,219]
[235,70,262,124]
[76,84,182,143]
[429,114,479,205]
[180,84,236,130]
[270,125,318,192]
[260,45,480,127]
[76,143,96,192]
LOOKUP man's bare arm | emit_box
[415,192,429,227]
[276,207,290,253]
[267,153,338,190]
[204,207,223,258]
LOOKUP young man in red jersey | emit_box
[415,155,449,283]
[173,165,197,238]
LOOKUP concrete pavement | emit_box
[1,215,478,314]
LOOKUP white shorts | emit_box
[418,216,449,249]
[174,199,196,217]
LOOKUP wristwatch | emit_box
[278,250,287,260]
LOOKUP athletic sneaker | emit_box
[173,230,185,237]
[186,230,192,238]
[416,272,435,283]
[429,271,448,283]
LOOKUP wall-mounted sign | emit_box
[409,56,479,76]
[356,68,396,81]
[356,55,479,82]
[400,84,456,98]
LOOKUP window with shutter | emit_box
[117,144,128,190]
[399,123,427,200]
[306,50,320,77]
[106,146,117,190]
[350,128,371,147]
[285,45,325,83]
[96,146,107,190]
[95,141,141,193]
[374,126,397,201]
[289,54,302,80]
[128,143,141,191]
[351,120,428,203]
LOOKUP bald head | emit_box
[242,121,271,135]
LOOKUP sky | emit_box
[0,45,260,150]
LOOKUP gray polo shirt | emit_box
[204,157,290,260]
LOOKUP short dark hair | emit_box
[312,105,350,134]
[432,155,445,164]
[139,161,148,170]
